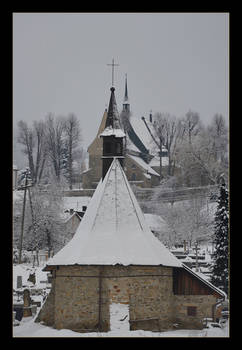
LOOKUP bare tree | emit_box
[152,112,183,176]
[17,120,47,184]
[45,114,66,181]
[64,114,82,190]
[181,110,202,145]
[207,114,228,163]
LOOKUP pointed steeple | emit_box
[100,87,125,180]
[124,74,128,102]
[122,74,130,113]
[105,87,121,129]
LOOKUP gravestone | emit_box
[28,272,36,285]
[17,276,22,289]
[23,289,32,317]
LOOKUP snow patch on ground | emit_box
[13,315,229,337]
[110,303,129,333]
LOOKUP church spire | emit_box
[100,86,126,180]
[105,87,121,129]
[123,74,130,113]
[124,74,128,102]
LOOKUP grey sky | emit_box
[13,12,229,149]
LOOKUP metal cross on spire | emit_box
[107,58,119,87]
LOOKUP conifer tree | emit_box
[210,179,229,295]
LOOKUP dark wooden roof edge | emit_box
[180,263,226,299]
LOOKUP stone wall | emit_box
[35,279,55,326]
[36,265,219,333]
[172,295,217,329]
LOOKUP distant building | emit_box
[82,75,169,189]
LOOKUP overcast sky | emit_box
[13,12,229,150]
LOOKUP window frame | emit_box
[187,306,197,316]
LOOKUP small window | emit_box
[187,306,197,316]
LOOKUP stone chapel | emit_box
[36,85,225,333]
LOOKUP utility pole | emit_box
[18,168,30,264]
[158,126,163,180]
[184,240,187,254]
[195,241,199,272]
[98,266,103,332]
[28,187,39,267]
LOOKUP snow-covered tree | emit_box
[13,181,69,256]
[210,180,229,295]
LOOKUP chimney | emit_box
[70,209,74,215]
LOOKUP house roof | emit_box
[181,263,226,298]
[144,213,169,233]
[149,155,169,167]
[46,158,181,267]
[129,116,157,155]
[127,154,160,177]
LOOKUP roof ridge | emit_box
[116,158,144,232]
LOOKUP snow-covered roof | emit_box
[100,126,126,138]
[182,263,226,298]
[127,154,160,177]
[62,211,82,224]
[144,213,169,232]
[149,155,169,167]
[46,158,181,267]
[129,116,166,156]
[129,117,154,151]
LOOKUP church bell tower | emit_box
[100,86,126,180]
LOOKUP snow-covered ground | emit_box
[13,312,229,338]
[13,264,229,338]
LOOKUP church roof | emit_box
[105,87,122,130]
[46,158,181,267]
[129,116,156,154]
[127,154,160,177]
[100,86,126,138]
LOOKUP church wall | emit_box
[172,295,217,329]
[40,265,175,332]
[124,157,156,188]
[35,278,56,326]
[53,265,108,332]
[37,265,219,333]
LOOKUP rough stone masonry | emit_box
[36,264,218,332]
